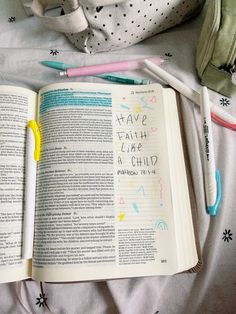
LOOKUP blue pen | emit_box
[40,61,150,85]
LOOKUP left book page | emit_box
[0,85,37,283]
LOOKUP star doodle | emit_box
[219,97,230,107]
[222,229,233,243]
[50,49,59,56]
[36,293,47,307]
[8,17,16,22]
[165,52,173,57]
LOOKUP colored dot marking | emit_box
[137,185,146,197]
[120,104,130,110]
[132,202,139,213]
[140,96,153,110]
[128,180,135,188]
[118,212,125,221]
[134,105,142,113]
[155,219,168,230]
[149,96,157,103]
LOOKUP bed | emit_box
[0,1,236,313]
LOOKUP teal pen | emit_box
[95,73,150,85]
[40,61,150,85]
[40,61,75,70]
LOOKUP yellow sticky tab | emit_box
[27,120,41,161]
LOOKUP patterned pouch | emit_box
[32,0,204,54]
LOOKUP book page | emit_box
[0,85,37,283]
[32,83,180,282]
[163,89,198,272]
[112,85,177,270]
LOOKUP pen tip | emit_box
[40,61,51,67]
[208,209,217,216]
[142,79,151,85]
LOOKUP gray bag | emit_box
[21,0,59,16]
[32,0,205,54]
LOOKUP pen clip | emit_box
[27,120,41,161]
[207,170,222,216]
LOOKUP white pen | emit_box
[22,121,40,259]
[200,87,217,205]
[144,60,236,128]
[200,87,221,215]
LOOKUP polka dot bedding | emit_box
[32,0,205,53]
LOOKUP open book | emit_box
[0,82,199,283]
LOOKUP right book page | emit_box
[112,83,179,274]
[162,88,198,273]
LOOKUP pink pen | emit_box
[59,56,164,78]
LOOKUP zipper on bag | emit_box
[230,61,236,85]
[228,34,236,85]
[198,0,221,76]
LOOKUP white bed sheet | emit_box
[0,1,236,313]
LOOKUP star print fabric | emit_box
[0,1,236,313]
[222,229,233,243]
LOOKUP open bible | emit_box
[0,82,199,283]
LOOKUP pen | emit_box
[22,120,41,259]
[200,87,221,216]
[59,56,164,78]
[40,60,75,70]
[144,59,236,130]
[41,60,151,84]
[95,73,150,85]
